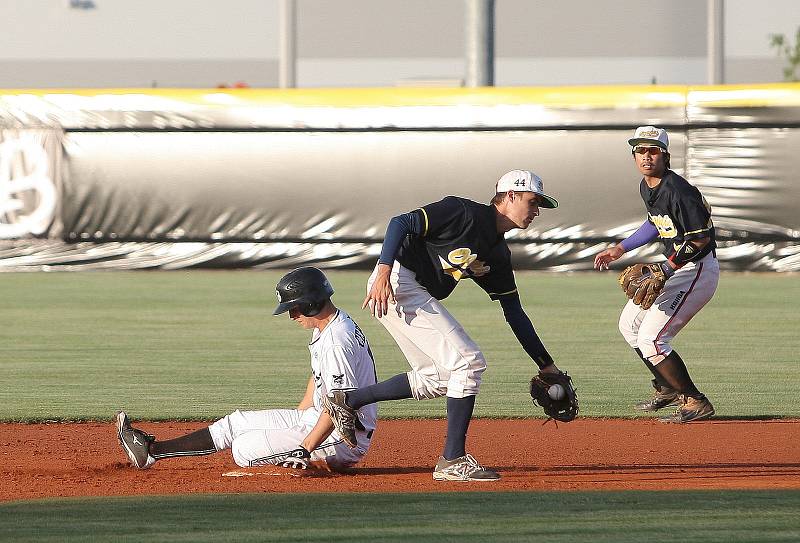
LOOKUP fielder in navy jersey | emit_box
[594,126,718,423]
[324,169,572,481]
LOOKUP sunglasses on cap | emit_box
[633,146,663,155]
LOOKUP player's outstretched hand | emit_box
[362,263,396,318]
[594,245,625,270]
[281,446,311,469]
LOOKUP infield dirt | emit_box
[2,418,799,501]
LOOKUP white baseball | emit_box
[548,384,566,401]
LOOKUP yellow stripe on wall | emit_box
[4,82,798,112]
[0,85,690,109]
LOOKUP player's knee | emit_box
[636,339,660,362]
[230,439,252,467]
[618,319,638,347]
[407,372,447,400]
[413,384,447,400]
[453,357,486,384]
[466,358,486,391]
[230,436,272,468]
[207,409,244,451]
[471,353,487,375]
[451,349,486,375]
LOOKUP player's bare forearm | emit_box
[363,263,395,318]
[297,375,316,410]
[301,411,335,452]
[594,244,625,270]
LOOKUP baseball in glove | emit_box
[618,263,666,310]
[530,371,578,423]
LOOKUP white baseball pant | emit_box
[207,407,367,469]
[618,252,719,364]
[368,261,487,400]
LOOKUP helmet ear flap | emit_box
[300,301,323,317]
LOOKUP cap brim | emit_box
[536,193,559,209]
[628,138,668,150]
[273,301,294,315]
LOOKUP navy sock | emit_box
[346,373,412,410]
[635,348,670,388]
[442,395,476,460]
[150,427,216,458]
[656,350,702,398]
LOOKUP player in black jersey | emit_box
[324,170,570,481]
[594,126,719,423]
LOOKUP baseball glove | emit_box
[618,263,666,310]
[530,371,578,423]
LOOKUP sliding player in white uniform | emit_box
[594,126,718,423]
[116,267,378,470]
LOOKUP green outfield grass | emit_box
[2,491,799,543]
[1,270,798,421]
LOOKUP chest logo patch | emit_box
[439,248,490,281]
[649,213,677,239]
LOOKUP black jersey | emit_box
[640,170,716,258]
[396,196,517,301]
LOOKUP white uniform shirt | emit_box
[309,309,378,433]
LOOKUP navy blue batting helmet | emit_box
[273,267,334,317]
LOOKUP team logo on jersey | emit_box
[438,248,490,281]
[332,374,344,385]
[649,213,677,239]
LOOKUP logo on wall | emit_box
[0,135,57,239]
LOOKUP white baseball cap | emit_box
[628,126,669,151]
[495,169,558,209]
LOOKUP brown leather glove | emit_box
[619,263,667,310]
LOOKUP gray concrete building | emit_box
[0,0,798,88]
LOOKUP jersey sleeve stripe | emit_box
[419,208,429,236]
[490,288,518,297]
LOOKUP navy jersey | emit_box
[640,170,716,258]
[396,196,517,301]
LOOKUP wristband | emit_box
[659,261,676,278]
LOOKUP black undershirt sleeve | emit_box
[377,211,424,265]
[499,294,555,369]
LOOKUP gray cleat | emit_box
[635,380,681,411]
[433,454,500,482]
[115,411,156,469]
[659,395,715,423]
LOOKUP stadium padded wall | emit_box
[0,85,798,271]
